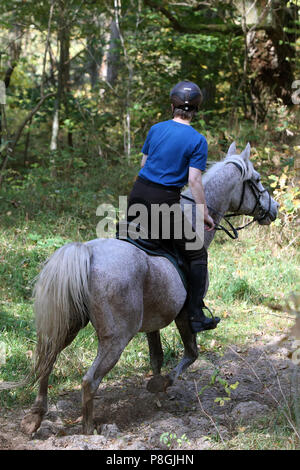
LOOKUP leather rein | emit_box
[181,161,272,240]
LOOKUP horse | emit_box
[0,142,278,435]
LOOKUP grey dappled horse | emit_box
[0,143,278,435]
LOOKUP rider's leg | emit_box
[187,255,220,333]
[172,215,220,334]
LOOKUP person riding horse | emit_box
[127,80,220,334]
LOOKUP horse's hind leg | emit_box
[169,308,198,384]
[82,332,134,435]
[21,328,81,435]
[21,368,53,435]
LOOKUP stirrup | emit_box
[190,305,220,333]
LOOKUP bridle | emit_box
[181,161,272,240]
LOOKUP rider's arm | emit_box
[188,167,214,231]
[141,154,148,168]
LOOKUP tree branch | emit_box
[143,0,275,36]
[0,93,55,187]
[12,93,55,152]
[41,0,56,97]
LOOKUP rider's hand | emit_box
[204,213,215,231]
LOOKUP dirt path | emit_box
[0,334,298,450]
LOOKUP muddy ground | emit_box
[0,333,299,450]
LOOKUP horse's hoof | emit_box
[21,412,43,435]
[146,374,173,393]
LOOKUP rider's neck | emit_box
[172,117,191,126]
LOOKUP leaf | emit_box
[210,369,220,385]
[230,381,239,390]
[214,397,231,406]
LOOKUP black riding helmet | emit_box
[170,80,203,112]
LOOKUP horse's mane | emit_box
[202,153,253,185]
[181,148,254,199]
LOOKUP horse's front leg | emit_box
[168,308,198,383]
[146,331,164,376]
[146,330,174,393]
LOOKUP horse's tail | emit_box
[0,242,91,390]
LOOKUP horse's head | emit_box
[225,142,279,225]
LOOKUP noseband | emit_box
[181,161,272,240]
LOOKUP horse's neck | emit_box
[187,163,242,250]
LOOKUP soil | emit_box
[0,333,299,450]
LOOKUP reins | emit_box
[181,193,243,239]
[181,161,272,240]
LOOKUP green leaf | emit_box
[229,381,239,390]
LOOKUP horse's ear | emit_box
[241,142,251,161]
[226,141,237,157]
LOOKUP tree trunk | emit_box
[246,0,297,121]
[50,0,71,150]
[86,14,103,89]
[50,104,59,151]
[106,20,120,87]
[0,22,22,159]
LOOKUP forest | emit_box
[0,0,299,451]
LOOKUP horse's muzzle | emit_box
[258,205,278,225]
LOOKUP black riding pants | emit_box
[127,176,207,264]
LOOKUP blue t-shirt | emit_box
[139,120,207,188]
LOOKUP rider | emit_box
[127,80,220,333]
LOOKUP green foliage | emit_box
[160,431,190,449]
[198,368,239,407]
[268,167,299,241]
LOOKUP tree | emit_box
[238,0,298,121]
[142,0,299,121]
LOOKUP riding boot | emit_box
[188,260,220,333]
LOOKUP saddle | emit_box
[116,222,188,291]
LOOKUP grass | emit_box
[0,150,299,449]
[208,407,299,450]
